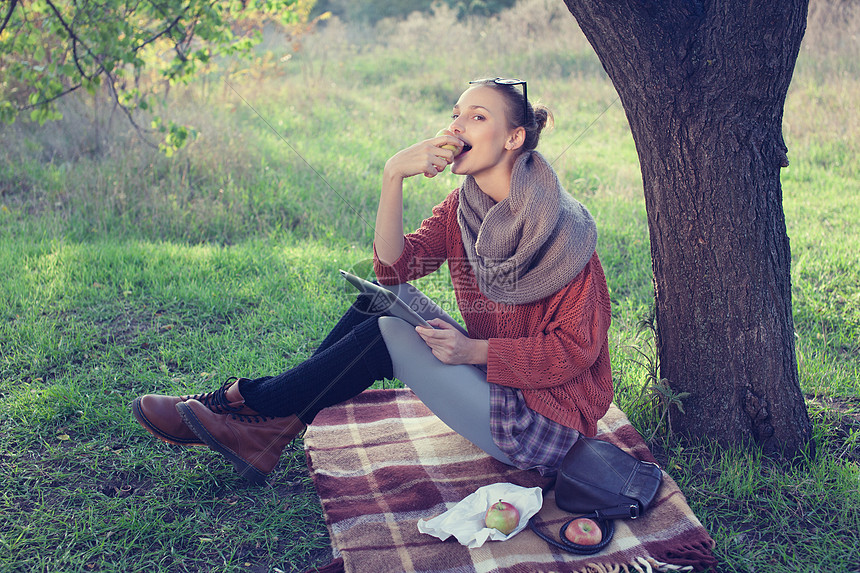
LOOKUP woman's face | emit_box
[447,85,518,179]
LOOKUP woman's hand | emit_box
[415,318,489,365]
[384,134,463,180]
[375,133,463,265]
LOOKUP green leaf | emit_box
[29,105,63,125]
[0,102,17,124]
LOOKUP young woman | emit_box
[132,78,613,484]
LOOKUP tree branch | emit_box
[103,71,159,150]
[135,0,193,51]
[20,83,84,110]
[43,0,101,80]
[0,0,18,36]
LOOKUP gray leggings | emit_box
[377,283,514,466]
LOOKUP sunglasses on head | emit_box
[469,77,529,124]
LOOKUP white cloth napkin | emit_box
[417,482,544,548]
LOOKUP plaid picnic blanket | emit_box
[304,389,716,573]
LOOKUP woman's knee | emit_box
[378,316,425,362]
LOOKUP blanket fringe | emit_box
[582,563,620,573]
[556,544,706,573]
[637,555,696,573]
[564,563,621,573]
[305,554,699,573]
[571,557,693,573]
[558,558,690,573]
[631,556,653,573]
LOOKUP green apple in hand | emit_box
[436,129,460,153]
[484,499,520,535]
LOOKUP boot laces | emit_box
[190,377,286,424]
[189,376,247,414]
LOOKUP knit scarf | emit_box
[457,151,597,305]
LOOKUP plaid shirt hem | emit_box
[489,384,580,476]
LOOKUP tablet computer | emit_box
[339,269,432,328]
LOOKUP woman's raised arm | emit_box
[374,135,461,265]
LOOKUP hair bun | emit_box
[533,104,554,134]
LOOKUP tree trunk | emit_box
[562,0,813,456]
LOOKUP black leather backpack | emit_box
[528,436,663,555]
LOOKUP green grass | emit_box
[0,239,353,572]
[1,0,859,571]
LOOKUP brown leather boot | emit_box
[176,397,305,485]
[131,377,256,446]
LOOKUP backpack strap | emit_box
[595,503,643,520]
[527,512,614,555]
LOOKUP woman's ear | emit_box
[505,126,526,151]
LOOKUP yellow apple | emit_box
[436,129,459,153]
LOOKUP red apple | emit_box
[564,517,603,545]
[484,499,520,535]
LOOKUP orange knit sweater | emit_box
[374,188,613,436]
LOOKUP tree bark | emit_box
[562,0,813,456]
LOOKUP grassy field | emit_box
[1,0,859,571]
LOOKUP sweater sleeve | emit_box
[486,254,612,390]
[373,189,458,285]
